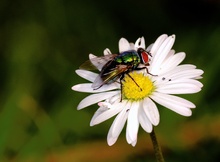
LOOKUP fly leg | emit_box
[136,66,157,76]
[145,67,157,76]
[119,73,125,102]
[119,73,142,102]
[126,73,142,91]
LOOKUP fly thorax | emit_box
[115,57,123,64]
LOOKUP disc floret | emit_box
[122,72,155,101]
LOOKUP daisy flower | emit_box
[72,34,204,146]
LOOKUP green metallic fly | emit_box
[80,48,152,90]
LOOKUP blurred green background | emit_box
[0,0,220,161]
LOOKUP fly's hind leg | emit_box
[119,73,125,102]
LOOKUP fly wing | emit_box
[79,54,118,71]
[92,64,129,89]
[91,74,107,89]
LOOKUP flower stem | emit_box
[150,128,165,162]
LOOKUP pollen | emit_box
[122,72,154,101]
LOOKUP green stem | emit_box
[150,128,165,162]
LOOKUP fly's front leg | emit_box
[145,67,157,76]
[126,73,142,91]
[136,66,157,76]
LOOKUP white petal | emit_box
[75,69,98,82]
[109,106,129,137]
[119,38,131,53]
[134,37,145,49]
[107,136,118,146]
[153,64,199,83]
[164,49,176,60]
[164,64,197,76]
[72,83,119,93]
[125,102,134,144]
[151,92,194,116]
[103,48,112,55]
[134,38,141,49]
[158,78,203,88]
[181,79,203,88]
[131,140,137,147]
[157,87,202,94]
[155,92,195,108]
[146,43,153,52]
[150,35,176,74]
[152,64,197,83]
[194,76,203,79]
[173,64,197,70]
[150,34,168,56]
[143,98,160,126]
[90,104,109,124]
[90,99,126,126]
[138,104,153,133]
[72,83,93,92]
[159,52,186,74]
[169,69,204,80]
[109,104,129,136]
[140,37,146,49]
[156,79,203,94]
[107,103,129,146]
[129,43,135,50]
[77,91,119,110]
[126,102,139,145]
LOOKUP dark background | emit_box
[0,0,220,161]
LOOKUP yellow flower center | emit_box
[122,72,154,101]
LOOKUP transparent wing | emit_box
[79,54,118,71]
[92,64,129,89]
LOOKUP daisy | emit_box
[72,34,204,146]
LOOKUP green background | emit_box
[0,0,220,161]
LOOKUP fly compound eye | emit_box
[141,51,149,64]
[138,48,149,64]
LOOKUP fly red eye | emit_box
[141,51,149,64]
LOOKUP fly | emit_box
[80,48,152,90]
